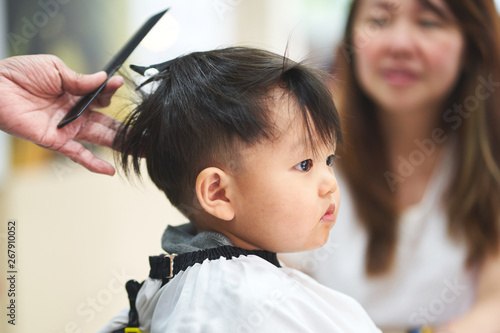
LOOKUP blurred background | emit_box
[0,0,351,332]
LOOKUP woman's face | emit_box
[352,0,465,115]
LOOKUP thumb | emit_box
[57,61,108,96]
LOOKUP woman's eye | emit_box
[419,19,440,28]
[326,155,339,168]
[294,159,313,172]
[418,13,443,28]
[370,18,388,27]
[367,12,390,27]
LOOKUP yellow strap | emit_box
[421,327,434,333]
[124,328,142,333]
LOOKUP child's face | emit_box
[226,97,340,253]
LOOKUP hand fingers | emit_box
[103,75,124,93]
[76,111,122,149]
[94,76,125,108]
[56,140,116,176]
[55,57,108,96]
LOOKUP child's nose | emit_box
[318,168,338,197]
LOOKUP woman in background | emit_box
[283,0,500,332]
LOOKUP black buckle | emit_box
[149,252,178,280]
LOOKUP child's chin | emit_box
[288,240,329,253]
[312,234,331,250]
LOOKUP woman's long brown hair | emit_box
[334,0,500,275]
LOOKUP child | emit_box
[99,47,381,332]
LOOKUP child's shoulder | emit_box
[152,253,287,330]
[178,252,287,296]
[152,253,380,332]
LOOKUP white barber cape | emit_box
[98,253,381,333]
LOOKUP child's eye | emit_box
[294,159,314,172]
[326,155,339,168]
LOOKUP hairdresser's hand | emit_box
[0,54,124,175]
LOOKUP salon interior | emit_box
[2,0,500,332]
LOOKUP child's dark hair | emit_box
[114,47,342,212]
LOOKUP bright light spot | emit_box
[140,13,179,52]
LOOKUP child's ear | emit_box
[195,167,235,221]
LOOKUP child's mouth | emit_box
[320,204,336,222]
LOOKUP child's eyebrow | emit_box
[290,136,337,157]
[290,137,310,155]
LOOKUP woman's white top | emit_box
[281,149,477,330]
[99,254,381,333]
